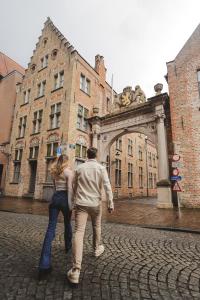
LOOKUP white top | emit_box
[54,167,74,210]
[73,159,114,209]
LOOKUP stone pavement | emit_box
[1,211,200,300]
[1,197,200,231]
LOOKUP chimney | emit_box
[95,54,106,81]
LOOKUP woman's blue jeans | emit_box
[39,191,72,270]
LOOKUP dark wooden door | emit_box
[29,162,37,193]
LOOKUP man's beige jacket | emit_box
[73,159,114,209]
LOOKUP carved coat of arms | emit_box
[114,85,146,109]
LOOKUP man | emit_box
[67,147,114,284]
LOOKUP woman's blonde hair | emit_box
[50,154,69,178]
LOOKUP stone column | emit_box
[156,112,173,208]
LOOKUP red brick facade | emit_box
[0,52,24,192]
[167,24,200,207]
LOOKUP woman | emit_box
[38,154,73,280]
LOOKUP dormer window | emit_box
[43,38,48,47]
[51,49,58,60]
[31,64,36,73]
[41,55,48,69]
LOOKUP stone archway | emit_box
[89,92,173,208]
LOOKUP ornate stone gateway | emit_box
[89,85,173,208]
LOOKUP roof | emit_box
[0,52,25,77]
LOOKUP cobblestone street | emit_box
[1,211,200,300]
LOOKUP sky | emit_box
[1,0,200,97]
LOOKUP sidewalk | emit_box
[1,196,200,231]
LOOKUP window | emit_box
[33,110,43,134]
[116,138,122,151]
[139,167,143,188]
[46,160,53,183]
[152,154,156,168]
[128,163,133,187]
[37,81,46,97]
[13,163,21,183]
[106,155,110,177]
[29,146,39,159]
[128,139,133,156]
[41,55,48,69]
[15,149,23,161]
[106,97,110,112]
[46,142,59,157]
[77,104,89,131]
[153,174,157,188]
[115,159,121,187]
[51,49,58,60]
[13,149,23,183]
[138,146,143,161]
[54,71,64,89]
[149,172,153,189]
[75,144,87,159]
[18,116,27,138]
[148,152,152,167]
[80,74,91,95]
[50,103,61,129]
[23,89,31,104]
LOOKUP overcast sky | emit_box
[1,0,200,97]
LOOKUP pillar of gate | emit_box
[156,110,173,208]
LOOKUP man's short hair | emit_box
[87,147,98,159]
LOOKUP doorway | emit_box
[0,164,3,187]
[29,161,37,194]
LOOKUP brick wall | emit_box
[167,24,200,207]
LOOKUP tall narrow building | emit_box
[5,18,157,200]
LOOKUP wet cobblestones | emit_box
[1,211,200,299]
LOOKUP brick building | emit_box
[167,24,200,208]
[0,52,24,193]
[109,133,157,198]
[4,18,157,200]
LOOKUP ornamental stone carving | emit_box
[114,85,146,109]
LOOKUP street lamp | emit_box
[145,136,149,197]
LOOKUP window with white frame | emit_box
[80,74,91,95]
[54,71,64,89]
[75,144,87,160]
[128,139,133,156]
[139,166,143,188]
[13,148,23,183]
[46,142,59,157]
[41,55,48,69]
[148,152,152,167]
[18,116,27,138]
[23,89,31,104]
[33,110,43,134]
[138,145,143,161]
[77,104,89,131]
[152,154,156,168]
[128,163,133,187]
[116,138,122,151]
[50,103,61,129]
[106,155,110,177]
[115,159,121,187]
[149,172,153,189]
[37,81,46,97]
[29,146,39,159]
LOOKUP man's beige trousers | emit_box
[72,204,102,269]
